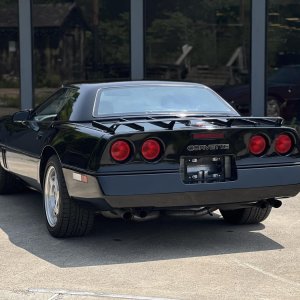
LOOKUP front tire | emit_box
[220,205,272,225]
[43,155,94,237]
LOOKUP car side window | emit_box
[57,88,80,121]
[33,88,78,122]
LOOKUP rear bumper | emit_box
[104,184,300,208]
[63,164,300,209]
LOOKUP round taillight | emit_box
[275,134,293,155]
[141,139,161,161]
[110,140,131,162]
[249,135,267,156]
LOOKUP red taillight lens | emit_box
[141,139,161,161]
[110,140,131,162]
[249,135,267,155]
[275,134,293,155]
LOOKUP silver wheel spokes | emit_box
[44,166,60,227]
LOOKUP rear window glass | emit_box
[94,85,235,116]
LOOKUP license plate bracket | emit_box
[180,155,236,184]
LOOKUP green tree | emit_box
[98,12,129,64]
[147,12,194,64]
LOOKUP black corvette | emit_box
[0,81,299,238]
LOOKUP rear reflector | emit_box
[72,173,88,183]
[275,134,293,155]
[110,140,131,162]
[141,139,161,161]
[249,135,267,156]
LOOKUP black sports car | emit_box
[0,81,299,238]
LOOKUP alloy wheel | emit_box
[44,165,60,227]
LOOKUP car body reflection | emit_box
[215,65,300,120]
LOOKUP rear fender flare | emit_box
[39,146,61,187]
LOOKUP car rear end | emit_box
[83,117,300,209]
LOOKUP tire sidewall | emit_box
[43,156,65,235]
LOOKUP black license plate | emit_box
[180,156,236,184]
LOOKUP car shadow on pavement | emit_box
[0,191,284,268]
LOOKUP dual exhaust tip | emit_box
[109,207,217,221]
[121,210,159,222]
[267,198,282,208]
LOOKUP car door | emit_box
[4,88,70,188]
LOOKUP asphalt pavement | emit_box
[0,190,299,299]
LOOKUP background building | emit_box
[0,0,300,127]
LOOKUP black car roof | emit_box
[66,80,207,90]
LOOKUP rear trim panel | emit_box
[63,168,103,199]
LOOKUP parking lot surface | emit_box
[0,190,300,299]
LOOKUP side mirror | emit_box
[13,110,31,123]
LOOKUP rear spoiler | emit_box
[92,116,284,135]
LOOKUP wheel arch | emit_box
[39,146,61,188]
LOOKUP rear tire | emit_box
[220,205,272,225]
[43,155,94,238]
[0,163,20,194]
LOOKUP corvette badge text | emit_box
[187,144,230,151]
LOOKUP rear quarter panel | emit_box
[50,123,109,171]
